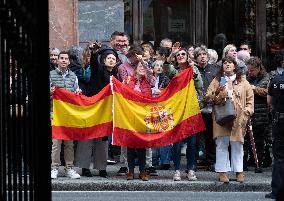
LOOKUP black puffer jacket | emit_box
[87,45,119,96]
[248,73,270,126]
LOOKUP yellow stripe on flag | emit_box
[114,80,200,132]
[53,95,112,128]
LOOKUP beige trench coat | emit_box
[205,76,254,144]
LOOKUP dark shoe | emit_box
[117,167,128,176]
[262,156,272,168]
[127,170,134,180]
[146,167,158,176]
[157,164,170,170]
[246,158,255,167]
[82,168,92,177]
[262,159,272,168]
[254,167,263,173]
[197,160,210,167]
[265,192,276,199]
[207,164,215,172]
[139,171,149,181]
[99,170,107,178]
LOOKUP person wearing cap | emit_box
[74,45,119,178]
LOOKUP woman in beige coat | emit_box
[205,56,254,183]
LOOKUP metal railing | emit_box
[0,0,51,200]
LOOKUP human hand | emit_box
[50,86,56,95]
[171,42,181,55]
[135,54,147,66]
[155,88,162,95]
[75,89,82,95]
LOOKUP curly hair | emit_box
[194,45,208,60]
[246,56,266,75]
[141,42,155,56]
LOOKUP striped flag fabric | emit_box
[111,68,206,148]
[52,85,112,140]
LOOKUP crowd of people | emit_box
[49,31,284,193]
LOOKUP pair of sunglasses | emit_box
[176,52,186,57]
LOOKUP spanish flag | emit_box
[111,68,206,148]
[52,85,112,140]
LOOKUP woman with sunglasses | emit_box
[163,48,203,181]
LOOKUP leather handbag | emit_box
[213,98,236,126]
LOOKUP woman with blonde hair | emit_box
[218,44,247,76]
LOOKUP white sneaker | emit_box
[66,168,80,179]
[173,170,181,181]
[51,169,58,179]
[187,170,197,181]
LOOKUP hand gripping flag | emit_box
[52,85,113,140]
[111,68,206,148]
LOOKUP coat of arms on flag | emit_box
[145,105,175,133]
[52,68,206,148]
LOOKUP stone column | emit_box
[49,0,79,50]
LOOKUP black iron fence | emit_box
[0,0,51,200]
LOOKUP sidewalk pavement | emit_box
[52,156,272,192]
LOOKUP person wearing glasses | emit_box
[163,48,203,181]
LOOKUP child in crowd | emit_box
[123,58,156,181]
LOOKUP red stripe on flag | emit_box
[53,85,112,106]
[52,122,112,140]
[112,68,193,103]
[112,113,206,148]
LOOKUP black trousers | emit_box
[271,123,284,198]
[127,148,146,171]
[201,113,215,165]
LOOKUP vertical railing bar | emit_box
[6,41,12,201]
[10,49,18,201]
[0,24,8,201]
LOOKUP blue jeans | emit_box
[172,135,197,171]
[158,145,172,165]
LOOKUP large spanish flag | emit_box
[52,85,112,140]
[111,68,206,148]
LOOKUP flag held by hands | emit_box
[52,85,112,140]
[111,68,206,148]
